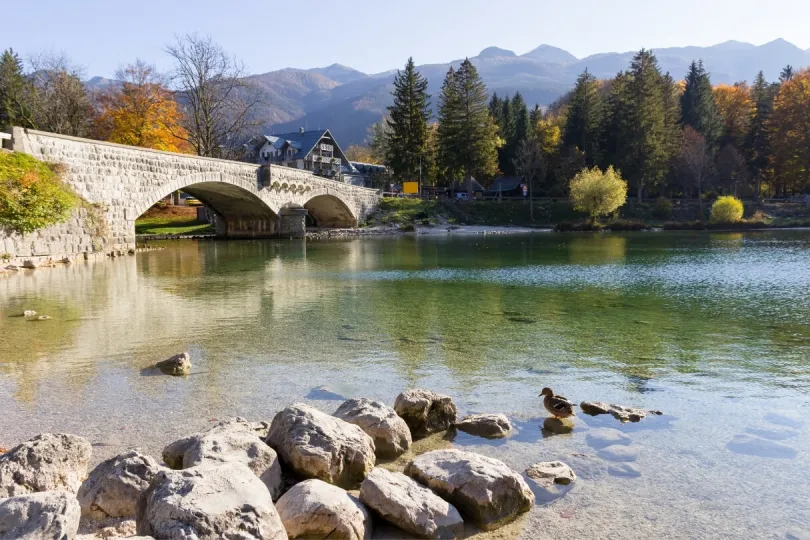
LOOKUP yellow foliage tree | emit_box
[95,60,189,153]
[713,83,755,148]
[534,118,562,159]
[768,68,810,195]
[710,195,744,223]
[569,166,628,223]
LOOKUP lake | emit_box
[1,231,809,539]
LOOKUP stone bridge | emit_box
[9,128,381,252]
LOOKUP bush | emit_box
[653,198,673,220]
[604,219,650,231]
[710,195,744,224]
[0,152,79,234]
[569,166,628,222]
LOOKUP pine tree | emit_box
[437,67,461,181]
[607,50,669,200]
[529,104,542,128]
[780,65,794,83]
[385,57,431,183]
[0,48,35,130]
[437,59,499,191]
[496,95,514,174]
[563,69,604,166]
[680,60,722,151]
[488,93,503,125]
[746,71,778,197]
[659,71,682,179]
[511,92,529,151]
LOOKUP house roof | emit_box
[489,176,523,192]
[257,129,357,173]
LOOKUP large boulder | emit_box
[161,418,283,500]
[0,491,81,540]
[266,403,376,489]
[276,479,371,539]
[334,398,412,459]
[454,414,512,439]
[405,449,534,531]
[360,467,463,540]
[77,449,163,519]
[393,389,457,439]
[135,462,287,540]
[0,433,92,497]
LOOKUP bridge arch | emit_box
[302,190,358,228]
[136,172,279,237]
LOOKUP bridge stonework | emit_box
[5,128,380,260]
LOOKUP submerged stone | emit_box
[727,434,798,459]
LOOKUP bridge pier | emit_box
[278,207,309,238]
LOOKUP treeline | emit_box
[0,35,263,159]
[364,51,810,200]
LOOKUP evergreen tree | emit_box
[0,48,35,130]
[496,95,514,173]
[608,50,669,200]
[563,69,604,166]
[488,93,503,126]
[780,65,794,83]
[385,57,431,183]
[529,104,542,128]
[746,71,778,197]
[680,60,722,151]
[437,67,461,180]
[511,92,529,151]
[659,71,683,184]
[437,59,499,190]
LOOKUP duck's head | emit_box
[539,387,554,397]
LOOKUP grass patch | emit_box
[135,204,213,235]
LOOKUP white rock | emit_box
[727,433,798,459]
[0,433,92,497]
[405,449,534,531]
[334,398,412,459]
[77,449,163,519]
[393,389,457,439]
[525,461,576,487]
[185,419,283,500]
[454,414,512,439]
[276,479,371,539]
[0,491,81,540]
[360,467,463,539]
[135,462,287,540]
[266,403,375,489]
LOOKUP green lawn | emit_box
[134,216,214,235]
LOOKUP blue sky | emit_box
[4,0,809,78]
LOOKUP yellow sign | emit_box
[402,181,419,194]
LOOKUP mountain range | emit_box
[93,39,810,147]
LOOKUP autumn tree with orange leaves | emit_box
[768,68,810,195]
[713,83,755,149]
[95,60,189,153]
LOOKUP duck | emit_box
[540,387,575,418]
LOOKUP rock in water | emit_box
[586,428,632,449]
[393,389,457,439]
[726,433,798,459]
[276,479,371,539]
[455,414,512,439]
[0,491,81,540]
[161,418,283,500]
[543,417,574,434]
[77,449,163,519]
[580,401,657,422]
[360,467,464,539]
[526,461,576,487]
[334,398,412,459]
[0,433,92,497]
[22,310,36,317]
[155,352,191,376]
[136,462,286,540]
[597,445,640,462]
[525,461,576,504]
[405,449,534,531]
[266,403,376,489]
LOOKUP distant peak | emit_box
[478,46,517,58]
[762,38,798,49]
[521,44,578,64]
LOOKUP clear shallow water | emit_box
[1,231,809,539]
